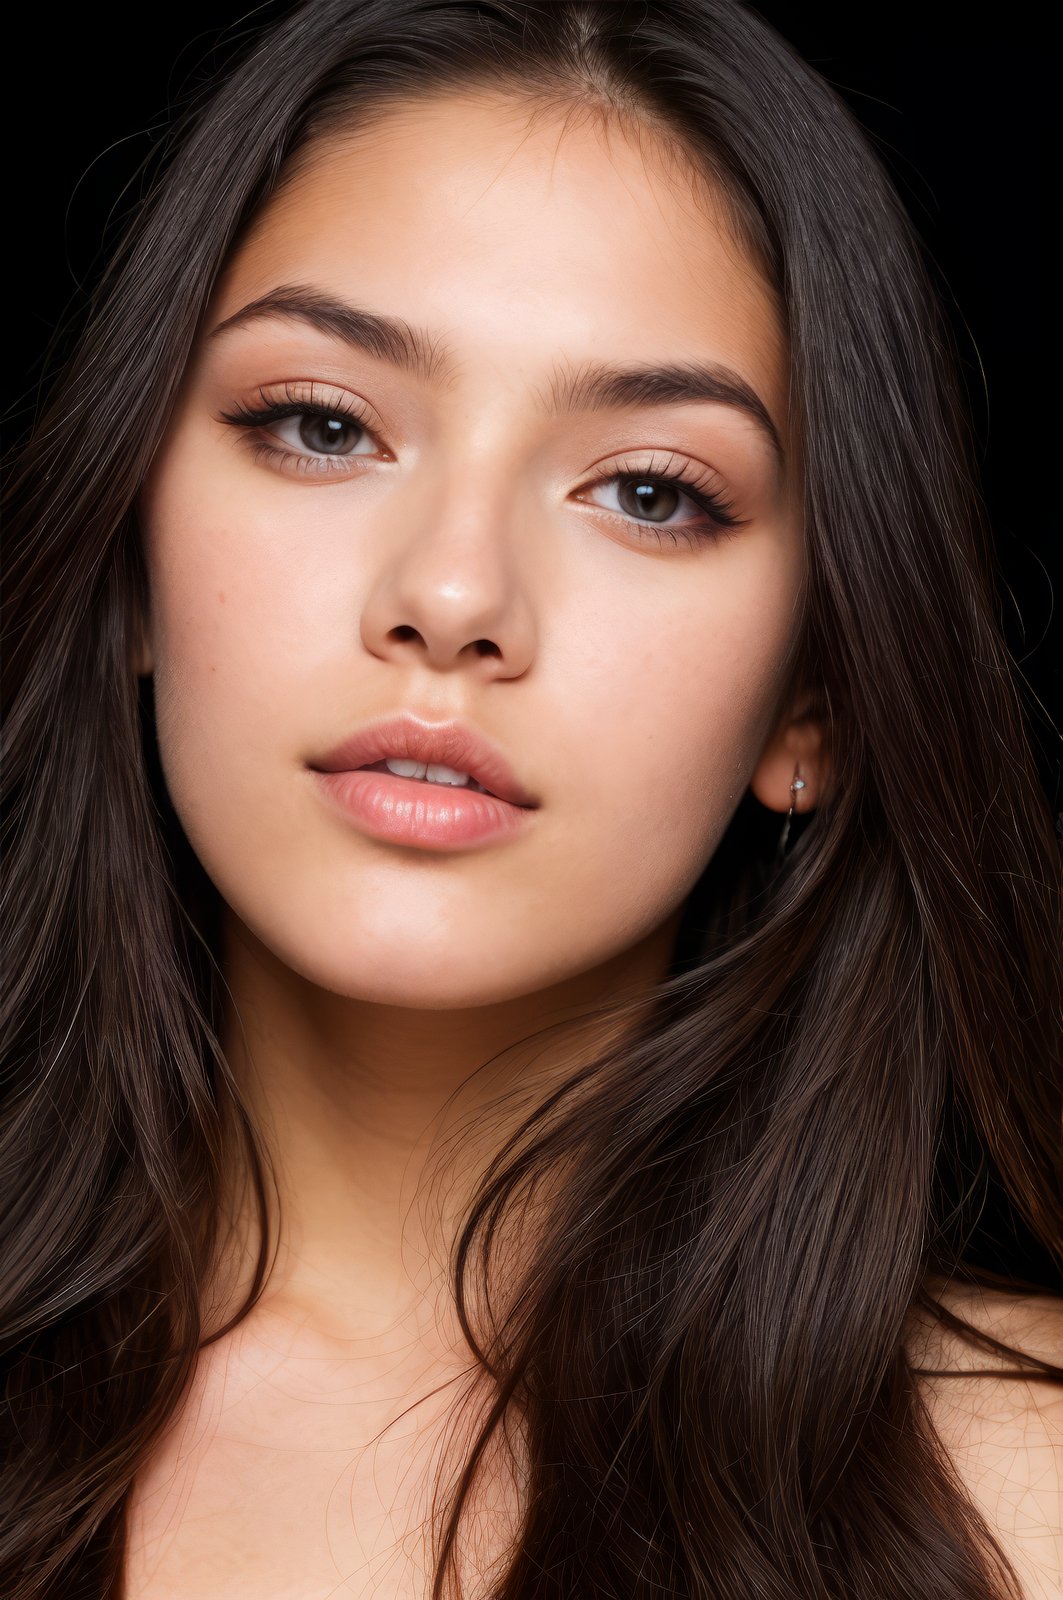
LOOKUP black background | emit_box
[4,9,1060,1284]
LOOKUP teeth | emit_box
[383,757,435,780]
[382,757,491,794]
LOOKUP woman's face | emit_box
[138,91,804,1009]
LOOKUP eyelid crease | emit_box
[218,376,375,424]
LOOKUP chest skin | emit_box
[119,1314,525,1600]
[120,1286,1063,1599]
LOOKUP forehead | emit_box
[208,91,787,432]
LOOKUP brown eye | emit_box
[219,392,387,478]
[270,410,371,456]
[575,453,745,548]
[613,478,686,523]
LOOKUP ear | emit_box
[747,685,830,817]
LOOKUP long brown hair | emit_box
[3,3,1061,1597]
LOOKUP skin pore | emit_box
[124,90,826,1596]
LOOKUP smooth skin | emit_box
[123,90,1060,1600]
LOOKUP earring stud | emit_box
[775,763,807,861]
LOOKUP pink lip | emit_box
[306,710,540,851]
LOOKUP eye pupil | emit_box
[299,413,355,454]
[618,478,678,523]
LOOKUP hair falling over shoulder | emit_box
[2,3,1061,1597]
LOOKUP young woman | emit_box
[3,3,1061,1597]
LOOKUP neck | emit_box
[206,904,684,1355]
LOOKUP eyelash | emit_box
[218,388,746,547]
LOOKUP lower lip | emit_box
[309,767,536,850]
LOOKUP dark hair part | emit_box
[3,3,1061,1596]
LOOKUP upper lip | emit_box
[308,711,539,808]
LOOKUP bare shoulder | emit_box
[904,1276,1063,1600]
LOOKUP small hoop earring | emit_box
[775,762,807,861]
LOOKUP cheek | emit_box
[144,439,340,707]
[556,550,798,915]
[137,444,323,858]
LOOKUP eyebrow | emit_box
[208,284,784,465]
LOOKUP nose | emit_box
[356,472,539,680]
